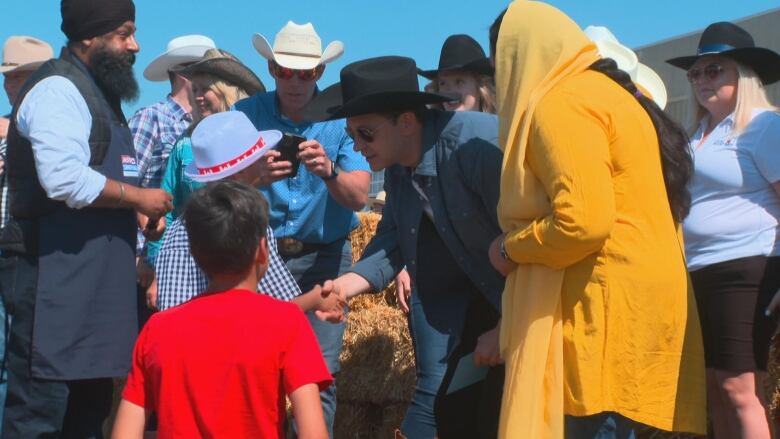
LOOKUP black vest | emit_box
[6,48,117,220]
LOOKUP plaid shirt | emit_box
[129,95,192,189]
[155,218,301,311]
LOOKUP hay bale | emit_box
[334,402,409,439]
[339,305,415,405]
[349,212,399,311]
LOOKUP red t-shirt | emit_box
[122,289,332,438]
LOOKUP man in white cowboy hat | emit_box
[234,21,370,436]
[129,34,216,302]
[584,25,668,109]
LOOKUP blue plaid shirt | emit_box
[234,91,370,244]
[155,218,301,311]
[129,95,192,189]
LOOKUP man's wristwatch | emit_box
[322,160,339,181]
[499,239,510,261]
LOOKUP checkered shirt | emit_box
[155,218,301,311]
[129,95,192,189]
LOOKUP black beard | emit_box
[89,47,139,103]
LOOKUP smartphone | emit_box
[275,133,306,178]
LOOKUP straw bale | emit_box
[339,305,415,405]
[334,402,409,439]
[349,212,399,311]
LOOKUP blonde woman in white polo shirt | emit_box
[667,22,780,439]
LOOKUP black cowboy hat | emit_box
[666,21,780,85]
[417,34,494,80]
[181,48,265,96]
[303,56,457,122]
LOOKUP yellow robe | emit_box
[495,2,706,437]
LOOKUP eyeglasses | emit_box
[345,126,375,144]
[270,61,324,81]
[686,64,726,84]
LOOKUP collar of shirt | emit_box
[165,94,192,123]
[270,87,321,130]
[412,111,441,178]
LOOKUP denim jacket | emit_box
[350,110,504,311]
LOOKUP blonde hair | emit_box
[689,61,778,135]
[191,73,250,119]
[426,71,497,114]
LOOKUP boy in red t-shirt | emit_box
[112,180,332,439]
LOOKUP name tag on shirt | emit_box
[121,155,139,178]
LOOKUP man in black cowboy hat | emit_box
[0,0,174,436]
[310,56,505,439]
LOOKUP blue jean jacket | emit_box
[350,110,505,311]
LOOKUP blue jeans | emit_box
[565,412,637,439]
[284,239,351,439]
[401,286,467,439]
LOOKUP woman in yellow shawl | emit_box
[485,2,707,437]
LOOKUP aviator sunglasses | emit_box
[271,61,324,81]
[686,64,726,84]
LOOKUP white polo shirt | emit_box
[683,108,780,271]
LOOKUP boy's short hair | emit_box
[183,180,269,276]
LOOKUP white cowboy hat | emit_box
[144,34,217,82]
[584,25,668,109]
[0,36,53,73]
[252,21,343,70]
[185,111,282,183]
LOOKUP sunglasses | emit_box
[686,64,726,84]
[345,125,378,144]
[271,61,324,81]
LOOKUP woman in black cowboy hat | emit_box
[418,34,496,113]
[668,21,780,439]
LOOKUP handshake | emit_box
[301,280,347,324]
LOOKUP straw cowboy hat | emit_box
[185,111,282,182]
[144,34,216,81]
[252,21,344,70]
[0,36,54,73]
[181,48,265,95]
[417,34,494,80]
[584,26,668,109]
[304,56,457,122]
[666,21,780,85]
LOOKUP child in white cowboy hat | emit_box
[152,110,346,317]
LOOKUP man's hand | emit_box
[314,280,347,323]
[395,269,412,313]
[488,233,518,276]
[0,117,9,140]
[298,140,332,179]
[473,323,503,367]
[256,150,293,186]
[134,188,173,219]
[137,213,166,242]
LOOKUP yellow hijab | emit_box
[495,2,599,437]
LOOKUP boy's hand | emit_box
[314,281,347,323]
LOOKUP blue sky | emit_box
[2,0,779,116]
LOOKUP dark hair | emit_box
[589,58,693,222]
[489,8,507,61]
[183,180,269,276]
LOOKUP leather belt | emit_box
[276,237,328,257]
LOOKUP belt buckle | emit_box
[278,237,304,256]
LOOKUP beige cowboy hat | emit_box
[584,25,668,109]
[144,34,217,81]
[181,48,265,95]
[0,36,54,73]
[252,21,344,70]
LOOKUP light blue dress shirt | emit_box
[15,76,106,209]
[233,91,370,244]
